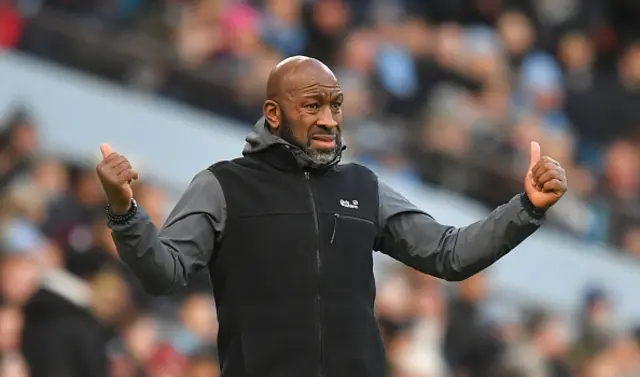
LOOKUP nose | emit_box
[317,106,338,129]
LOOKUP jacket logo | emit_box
[340,199,359,209]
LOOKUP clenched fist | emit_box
[96,144,139,214]
[524,141,568,209]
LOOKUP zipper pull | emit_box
[330,213,338,244]
[304,171,310,180]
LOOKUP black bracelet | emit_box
[520,193,546,220]
[105,199,138,224]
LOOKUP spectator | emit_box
[5,0,640,375]
[0,255,40,306]
[569,287,616,368]
[0,305,23,354]
[0,108,38,193]
[260,0,306,57]
[444,273,505,377]
[390,272,448,377]
[109,313,159,377]
[502,309,572,377]
[20,258,126,377]
[0,352,29,377]
[42,164,104,255]
[170,294,218,356]
[175,0,224,69]
[497,9,536,72]
[301,0,350,67]
[0,1,23,49]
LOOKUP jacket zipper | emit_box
[304,171,323,377]
[330,213,375,244]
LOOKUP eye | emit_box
[306,103,320,110]
[331,102,343,111]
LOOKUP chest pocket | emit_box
[330,213,376,246]
[322,211,377,295]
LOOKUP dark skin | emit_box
[263,56,344,155]
[95,56,567,214]
[525,141,568,209]
[96,144,138,213]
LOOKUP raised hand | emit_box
[96,144,139,214]
[524,141,568,209]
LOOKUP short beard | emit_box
[279,112,341,166]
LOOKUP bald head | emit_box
[266,56,338,100]
[262,56,344,166]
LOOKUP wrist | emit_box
[521,193,547,219]
[110,199,133,215]
[106,199,138,224]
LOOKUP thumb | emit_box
[100,144,113,159]
[529,141,541,168]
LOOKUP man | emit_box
[96,56,567,377]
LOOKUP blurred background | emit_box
[2,0,640,376]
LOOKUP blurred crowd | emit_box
[4,0,640,253]
[3,0,640,376]
[2,106,640,377]
[4,0,640,252]
[0,108,220,377]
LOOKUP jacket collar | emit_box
[242,117,346,172]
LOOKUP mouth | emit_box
[310,134,337,149]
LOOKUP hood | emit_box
[22,289,93,323]
[242,117,346,170]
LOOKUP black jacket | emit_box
[109,118,544,377]
[21,289,109,377]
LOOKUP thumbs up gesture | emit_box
[524,141,567,209]
[96,144,139,214]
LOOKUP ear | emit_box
[263,100,280,131]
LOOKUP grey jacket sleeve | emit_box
[374,180,543,281]
[108,170,226,295]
